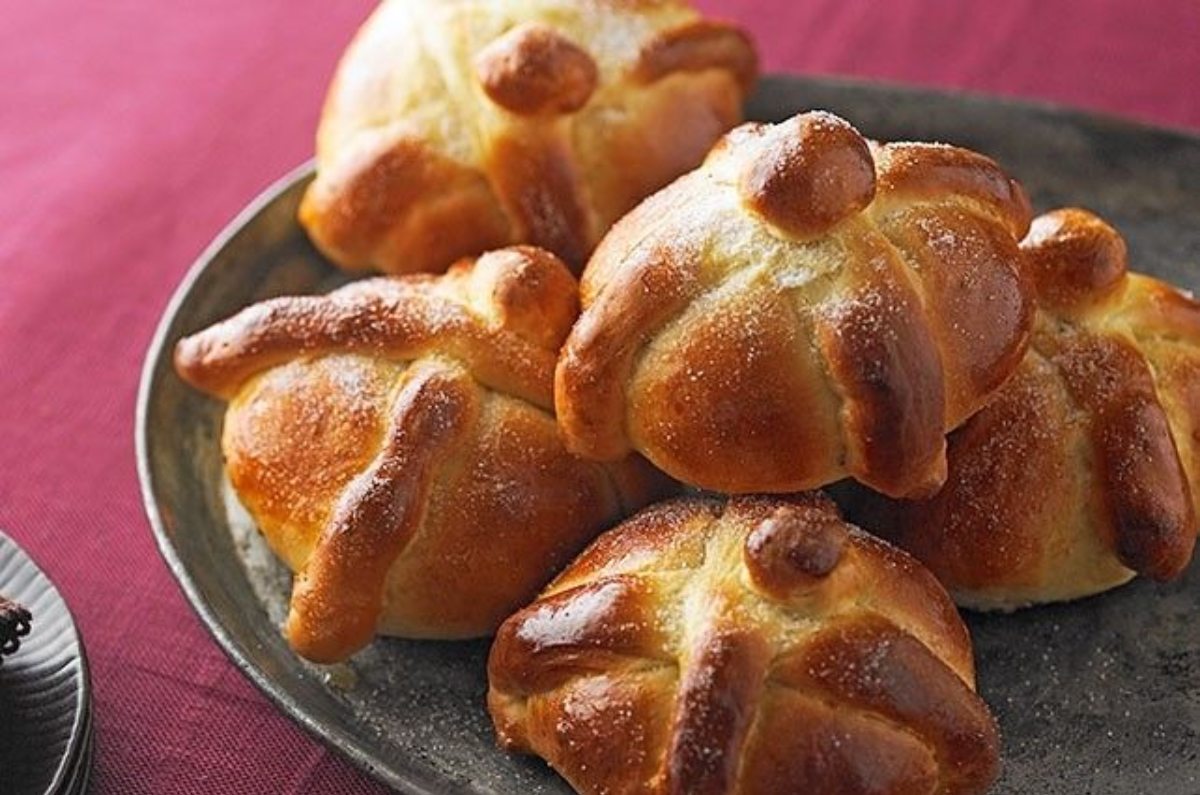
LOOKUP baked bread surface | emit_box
[854,208,1199,609]
[556,111,1034,498]
[488,493,999,795]
[175,247,671,662]
[300,0,757,275]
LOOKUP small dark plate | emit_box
[0,531,93,795]
[136,75,1200,794]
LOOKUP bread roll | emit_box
[556,111,1034,498]
[851,208,1199,610]
[300,0,756,275]
[175,247,671,662]
[489,493,999,795]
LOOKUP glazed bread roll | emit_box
[174,247,671,663]
[300,0,756,275]
[555,110,1035,499]
[488,494,1000,795]
[852,209,1199,610]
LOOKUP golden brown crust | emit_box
[738,113,877,239]
[622,279,844,492]
[663,628,769,795]
[569,72,745,239]
[813,251,948,498]
[871,142,1032,240]
[737,683,940,795]
[743,503,849,594]
[853,208,1199,609]
[483,131,592,268]
[769,616,998,794]
[873,206,1033,423]
[175,247,675,661]
[556,235,705,462]
[1021,207,1127,309]
[298,135,514,273]
[463,245,580,349]
[1101,395,1194,578]
[488,495,999,795]
[632,19,758,93]
[557,110,1034,498]
[174,247,580,408]
[474,24,598,116]
[301,0,757,275]
[221,356,394,573]
[850,356,1069,597]
[285,362,475,663]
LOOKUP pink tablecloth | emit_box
[1,2,1197,792]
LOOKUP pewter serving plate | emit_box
[137,76,1200,794]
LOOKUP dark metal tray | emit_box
[136,75,1200,794]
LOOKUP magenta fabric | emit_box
[1,1,1196,793]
